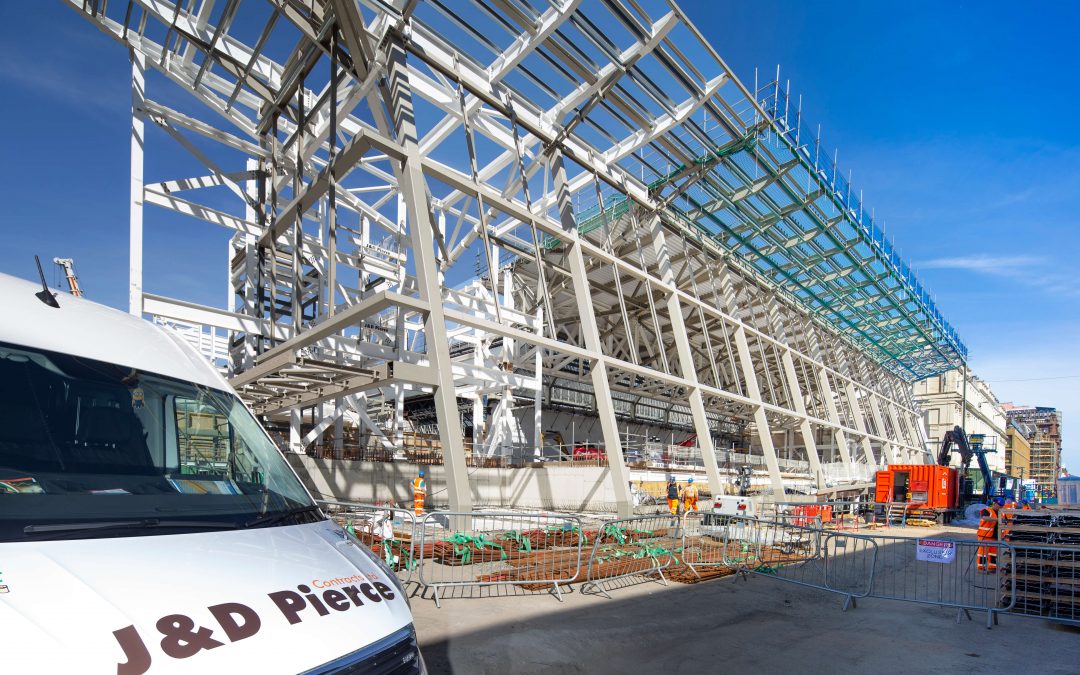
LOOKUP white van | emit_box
[0,273,423,673]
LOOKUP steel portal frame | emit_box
[64,0,956,515]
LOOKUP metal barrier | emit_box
[581,514,681,598]
[416,511,585,607]
[761,499,871,531]
[719,515,876,610]
[717,517,1015,627]
[680,513,732,578]
[865,533,1015,627]
[319,500,418,585]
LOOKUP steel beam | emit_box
[552,151,633,517]
[129,50,146,317]
[384,40,473,513]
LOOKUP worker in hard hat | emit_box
[412,470,427,517]
[1021,500,1033,511]
[666,476,680,516]
[681,476,699,513]
[976,498,1003,572]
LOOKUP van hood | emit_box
[0,520,412,673]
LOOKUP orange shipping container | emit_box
[874,465,958,510]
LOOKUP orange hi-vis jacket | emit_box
[412,476,427,516]
[976,505,1000,571]
[682,483,699,510]
[976,506,999,540]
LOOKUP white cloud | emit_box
[920,254,1044,272]
[918,253,1080,299]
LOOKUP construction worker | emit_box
[976,498,1003,572]
[412,470,427,517]
[682,476,699,513]
[666,476,680,516]
[1021,500,1033,511]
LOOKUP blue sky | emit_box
[1,2,1077,470]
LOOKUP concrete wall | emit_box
[288,454,626,512]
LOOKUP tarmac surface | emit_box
[410,524,1080,674]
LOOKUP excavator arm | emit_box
[937,425,993,503]
[937,425,972,467]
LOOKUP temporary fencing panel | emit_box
[581,514,681,598]
[718,515,875,609]
[320,500,418,584]
[416,511,585,607]
[680,513,735,579]
[865,534,1015,627]
[761,500,870,531]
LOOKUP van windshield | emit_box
[0,341,317,542]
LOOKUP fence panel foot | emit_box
[550,583,564,603]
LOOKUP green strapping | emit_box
[504,530,532,553]
[546,524,588,544]
[444,532,508,563]
[381,538,417,570]
[602,524,628,544]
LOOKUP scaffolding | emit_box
[1007,407,1062,497]
[61,0,959,516]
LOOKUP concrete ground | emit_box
[410,525,1080,674]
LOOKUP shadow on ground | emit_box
[414,571,1080,675]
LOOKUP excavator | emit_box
[936,425,994,505]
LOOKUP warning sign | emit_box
[916,539,956,564]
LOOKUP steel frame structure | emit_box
[66,0,958,516]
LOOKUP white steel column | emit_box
[646,213,723,496]
[844,382,879,466]
[129,50,146,317]
[804,320,856,474]
[866,395,898,464]
[766,302,824,488]
[884,400,911,461]
[386,41,472,512]
[552,152,633,517]
[717,267,784,495]
[534,307,544,460]
[290,408,302,454]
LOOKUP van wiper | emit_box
[24,519,240,537]
[243,505,323,529]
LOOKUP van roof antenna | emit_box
[34,255,60,308]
